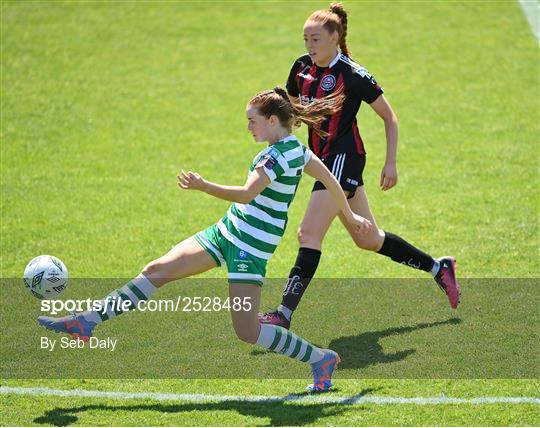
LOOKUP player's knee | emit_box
[354,230,384,252]
[355,240,379,251]
[141,259,167,278]
[233,326,258,344]
[355,238,383,251]
[297,224,320,247]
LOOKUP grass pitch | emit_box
[1,1,538,426]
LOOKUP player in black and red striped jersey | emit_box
[286,50,382,160]
[260,3,461,330]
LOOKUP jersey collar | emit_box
[328,52,340,68]
[277,135,297,144]
[313,51,340,69]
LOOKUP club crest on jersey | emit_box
[320,74,336,91]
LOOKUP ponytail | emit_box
[273,86,290,103]
[329,3,349,57]
[308,2,350,57]
[249,86,345,138]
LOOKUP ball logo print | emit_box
[50,256,64,272]
[46,275,61,283]
[23,255,68,299]
[31,271,44,289]
[320,74,336,91]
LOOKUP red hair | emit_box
[308,3,350,57]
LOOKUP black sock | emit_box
[377,231,435,272]
[281,247,322,312]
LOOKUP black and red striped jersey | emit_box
[286,52,384,157]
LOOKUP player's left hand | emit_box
[380,163,398,191]
[348,213,373,234]
[177,170,207,191]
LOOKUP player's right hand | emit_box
[177,170,207,191]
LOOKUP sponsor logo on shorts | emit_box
[234,250,252,264]
[346,178,359,186]
[237,263,249,272]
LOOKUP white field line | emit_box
[1,386,539,406]
[519,0,540,41]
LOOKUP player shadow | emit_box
[329,318,461,369]
[32,388,378,426]
[251,318,461,369]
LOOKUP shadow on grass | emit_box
[251,318,461,369]
[329,318,462,369]
[33,388,378,426]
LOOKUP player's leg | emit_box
[223,237,340,392]
[141,236,219,287]
[295,187,342,250]
[337,186,384,251]
[38,230,221,339]
[229,283,340,392]
[228,282,262,344]
[259,187,341,328]
[261,154,357,328]
[338,186,460,309]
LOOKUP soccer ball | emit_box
[23,255,68,299]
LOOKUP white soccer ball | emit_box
[23,255,68,299]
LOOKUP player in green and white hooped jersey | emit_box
[37,87,372,392]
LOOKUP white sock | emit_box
[256,324,324,364]
[82,274,157,324]
[430,259,440,276]
[278,304,292,320]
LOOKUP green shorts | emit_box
[194,223,267,286]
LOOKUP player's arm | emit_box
[177,168,270,204]
[303,156,372,234]
[353,68,398,192]
[369,94,398,191]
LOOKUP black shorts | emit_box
[312,153,366,199]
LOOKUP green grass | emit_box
[2,278,539,379]
[1,0,539,426]
[2,379,539,426]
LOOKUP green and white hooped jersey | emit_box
[217,135,312,261]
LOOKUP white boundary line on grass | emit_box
[1,386,539,406]
[519,0,540,41]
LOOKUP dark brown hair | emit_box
[308,2,349,57]
[248,86,344,138]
